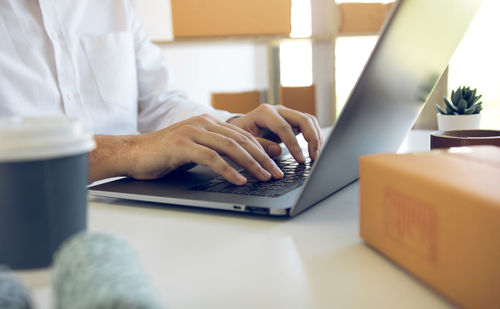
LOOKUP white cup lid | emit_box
[0,116,96,162]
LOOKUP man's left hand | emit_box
[228,104,323,162]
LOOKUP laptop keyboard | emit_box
[189,156,312,197]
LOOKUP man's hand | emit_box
[89,105,322,185]
[89,114,284,185]
[227,104,323,163]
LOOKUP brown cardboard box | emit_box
[279,85,316,116]
[360,146,500,309]
[171,0,291,38]
[211,90,261,114]
[338,2,394,35]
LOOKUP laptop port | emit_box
[245,206,270,215]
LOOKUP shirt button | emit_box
[50,31,58,40]
[67,92,74,101]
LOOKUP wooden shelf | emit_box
[152,34,335,46]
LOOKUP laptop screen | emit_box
[291,0,483,216]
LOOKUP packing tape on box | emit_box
[53,232,164,309]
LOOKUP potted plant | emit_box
[436,86,483,131]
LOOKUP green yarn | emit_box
[0,267,32,309]
[52,232,164,309]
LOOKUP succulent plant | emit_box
[436,86,483,115]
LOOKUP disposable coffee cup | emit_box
[0,117,95,269]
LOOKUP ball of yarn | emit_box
[52,232,164,309]
[0,267,32,309]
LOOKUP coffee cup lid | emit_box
[0,117,96,162]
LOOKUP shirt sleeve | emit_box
[126,2,237,133]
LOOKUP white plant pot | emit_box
[437,113,482,131]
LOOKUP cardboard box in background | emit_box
[279,85,316,116]
[171,0,291,38]
[211,90,262,114]
[359,146,500,309]
[338,2,394,34]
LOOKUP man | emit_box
[0,0,322,185]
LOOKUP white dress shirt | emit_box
[0,0,233,134]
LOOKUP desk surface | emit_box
[19,130,453,309]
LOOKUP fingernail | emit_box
[236,173,247,185]
[298,148,306,162]
[271,144,281,154]
[269,160,282,176]
[273,168,283,179]
[259,169,272,180]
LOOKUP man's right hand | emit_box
[89,114,284,185]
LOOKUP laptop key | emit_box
[189,155,312,197]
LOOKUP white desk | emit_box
[20,130,454,309]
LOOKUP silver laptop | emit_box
[89,0,482,217]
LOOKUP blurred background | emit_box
[131,0,500,129]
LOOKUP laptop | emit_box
[89,0,483,217]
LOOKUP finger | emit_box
[256,109,306,163]
[255,137,282,158]
[207,124,283,179]
[304,113,323,160]
[218,121,266,152]
[308,113,323,147]
[193,130,273,182]
[276,107,321,161]
[210,116,269,155]
[188,143,247,185]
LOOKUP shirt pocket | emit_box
[81,32,137,107]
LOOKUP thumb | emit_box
[256,137,282,158]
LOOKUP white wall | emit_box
[161,43,269,106]
[132,0,270,107]
[448,0,500,129]
[131,0,173,40]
